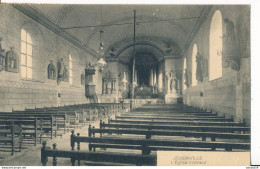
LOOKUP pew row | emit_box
[115,116,233,122]
[100,122,250,133]
[70,131,250,154]
[41,141,156,166]
[89,125,250,141]
[0,122,22,155]
[109,119,246,127]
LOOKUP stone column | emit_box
[150,69,153,86]
[134,69,138,85]
[153,68,157,86]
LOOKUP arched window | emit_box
[69,54,73,84]
[209,10,223,81]
[21,29,32,79]
[183,57,187,90]
[192,44,197,86]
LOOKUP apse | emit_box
[133,50,158,86]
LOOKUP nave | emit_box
[0,4,251,166]
[0,103,250,166]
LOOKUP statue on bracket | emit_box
[47,60,56,80]
[168,70,177,91]
[5,47,18,73]
[201,58,208,78]
[86,62,95,69]
[63,65,69,82]
[57,58,65,85]
[196,53,203,82]
[81,71,85,85]
[223,18,241,71]
[0,37,6,72]
[184,69,191,88]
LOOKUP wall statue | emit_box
[5,47,18,73]
[224,18,236,41]
[86,62,95,69]
[47,60,56,80]
[184,69,191,87]
[169,71,177,91]
[57,58,65,85]
[81,71,85,85]
[201,58,208,77]
[196,53,203,82]
[63,65,69,82]
[223,18,241,71]
[0,37,6,72]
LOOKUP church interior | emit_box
[0,4,251,166]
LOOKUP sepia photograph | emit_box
[0,2,256,167]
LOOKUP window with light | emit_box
[209,10,223,81]
[21,29,32,79]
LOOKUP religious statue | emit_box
[201,58,208,78]
[196,53,203,82]
[224,18,236,41]
[169,71,177,91]
[153,83,158,94]
[0,37,6,72]
[57,58,65,85]
[81,71,85,85]
[86,62,95,69]
[223,18,240,71]
[47,60,56,80]
[184,69,189,87]
[63,65,69,82]
[5,47,18,73]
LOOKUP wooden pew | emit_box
[70,131,250,154]
[109,119,246,127]
[90,125,250,141]
[41,141,156,166]
[0,115,55,140]
[120,112,219,117]
[0,118,42,146]
[115,116,233,122]
[100,122,250,133]
[0,122,22,155]
[7,111,68,135]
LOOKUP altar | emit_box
[133,84,158,99]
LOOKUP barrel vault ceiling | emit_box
[17,4,210,64]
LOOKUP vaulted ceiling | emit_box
[19,4,210,64]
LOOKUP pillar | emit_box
[150,69,153,86]
[153,68,157,86]
[135,70,138,84]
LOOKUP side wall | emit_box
[183,5,250,125]
[0,5,97,111]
